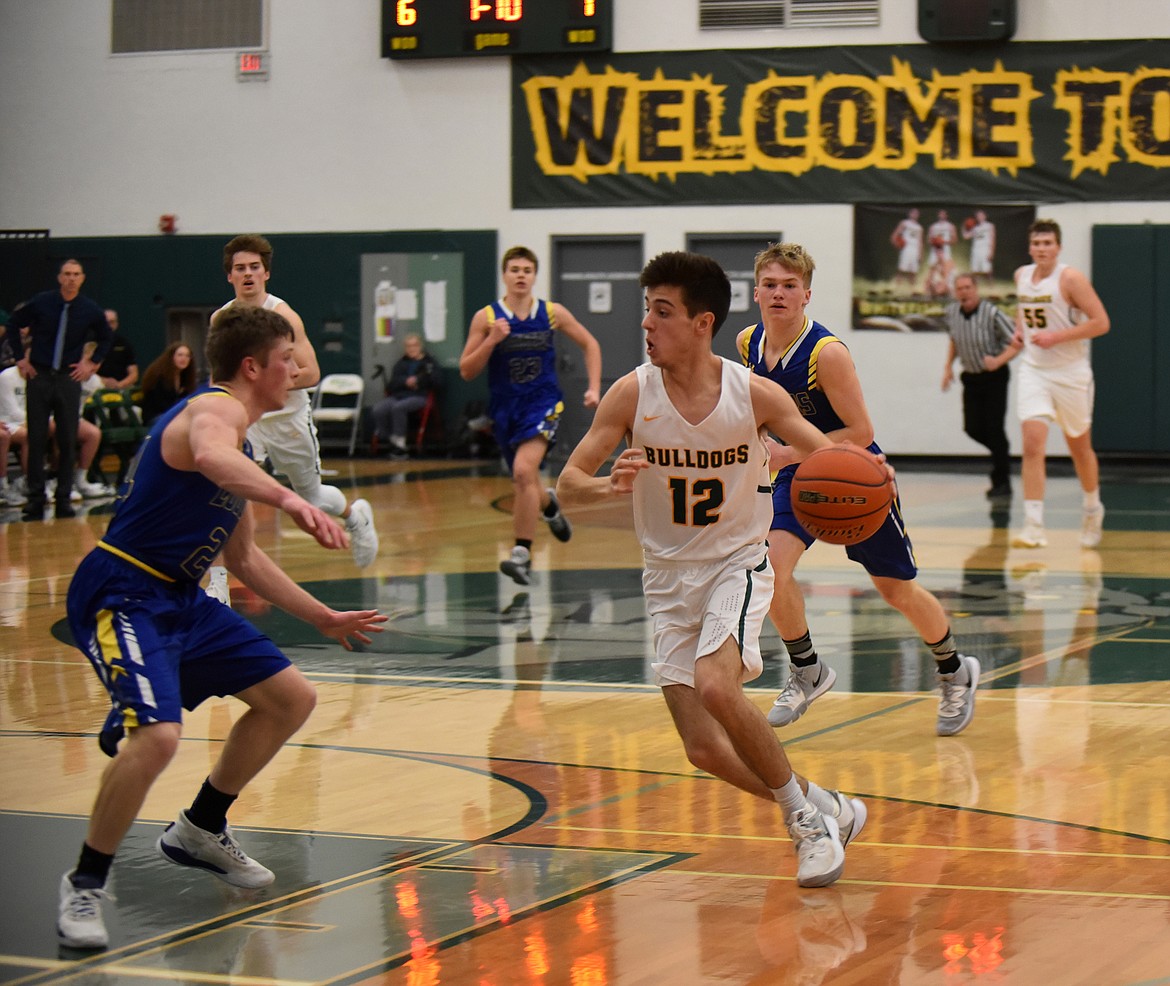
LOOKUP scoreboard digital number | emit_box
[382,0,612,59]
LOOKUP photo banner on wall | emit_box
[852,203,1035,332]
[511,39,1170,208]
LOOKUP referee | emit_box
[941,273,1019,500]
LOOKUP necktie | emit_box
[52,302,70,370]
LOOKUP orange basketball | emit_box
[790,445,893,545]
[930,234,946,248]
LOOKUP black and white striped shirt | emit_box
[944,299,1015,374]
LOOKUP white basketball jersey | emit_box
[631,359,773,565]
[1015,263,1088,370]
[217,293,309,418]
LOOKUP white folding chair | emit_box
[311,373,364,457]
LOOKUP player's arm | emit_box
[985,309,1020,370]
[177,397,347,550]
[942,335,957,390]
[557,372,644,507]
[221,505,386,650]
[809,341,876,448]
[459,306,506,381]
[752,375,831,466]
[1060,268,1110,341]
[275,302,320,390]
[551,302,602,408]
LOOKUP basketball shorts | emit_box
[771,467,919,581]
[897,245,920,274]
[644,542,773,689]
[247,399,323,492]
[491,393,564,471]
[1016,359,1094,438]
[66,548,290,739]
[969,245,992,275]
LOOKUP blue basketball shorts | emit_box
[66,547,290,739]
[491,393,564,471]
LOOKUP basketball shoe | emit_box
[936,654,981,737]
[768,663,837,727]
[1080,504,1105,548]
[58,872,111,949]
[786,805,844,888]
[157,810,274,888]
[345,498,379,568]
[500,545,532,586]
[542,488,572,542]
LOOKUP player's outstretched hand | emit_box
[610,448,649,495]
[315,609,388,651]
[284,497,350,550]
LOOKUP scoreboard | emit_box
[382,0,613,59]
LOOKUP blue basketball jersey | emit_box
[99,387,248,584]
[484,299,562,410]
[739,317,916,579]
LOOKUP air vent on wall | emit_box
[699,0,879,30]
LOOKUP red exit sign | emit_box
[237,51,269,81]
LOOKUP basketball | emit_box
[963,216,977,231]
[893,232,906,249]
[930,234,946,248]
[790,445,893,545]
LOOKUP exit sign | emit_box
[237,51,269,81]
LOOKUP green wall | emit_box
[0,230,498,440]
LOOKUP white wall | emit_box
[2,1,1166,454]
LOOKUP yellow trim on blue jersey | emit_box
[806,336,834,390]
[545,299,557,330]
[188,388,237,406]
[97,541,176,583]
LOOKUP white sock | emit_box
[1024,499,1044,527]
[770,776,809,822]
[1082,489,1102,512]
[804,780,839,817]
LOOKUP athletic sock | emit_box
[803,780,839,817]
[771,776,810,822]
[515,538,533,552]
[187,778,238,834]
[1024,499,1044,527]
[1083,489,1102,512]
[783,630,819,669]
[72,843,114,889]
[928,629,961,676]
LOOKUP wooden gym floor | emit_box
[1,456,1168,985]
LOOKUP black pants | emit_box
[960,365,1011,488]
[25,366,82,505]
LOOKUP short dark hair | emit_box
[639,251,732,336]
[207,305,293,381]
[501,245,538,273]
[1028,218,1062,245]
[223,234,274,274]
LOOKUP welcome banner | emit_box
[511,39,1170,208]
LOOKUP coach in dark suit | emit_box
[10,259,112,519]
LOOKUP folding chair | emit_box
[311,373,364,457]
[86,388,148,486]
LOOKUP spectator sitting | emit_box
[0,363,113,501]
[97,309,139,390]
[371,333,440,458]
[140,342,197,425]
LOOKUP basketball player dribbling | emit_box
[558,250,864,889]
[737,242,980,737]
